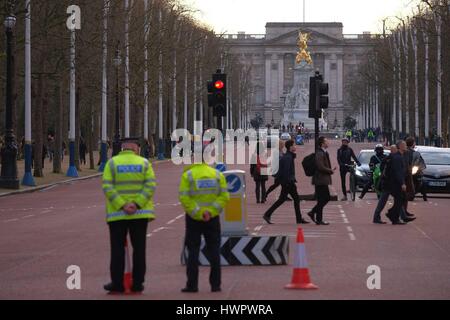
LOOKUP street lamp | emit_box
[0,14,20,189]
[112,43,122,156]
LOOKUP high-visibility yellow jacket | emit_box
[102,150,156,223]
[179,163,230,221]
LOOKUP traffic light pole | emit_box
[315,116,319,152]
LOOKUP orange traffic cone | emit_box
[123,237,133,294]
[285,227,318,290]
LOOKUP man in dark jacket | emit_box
[337,138,360,201]
[263,140,309,225]
[308,136,336,225]
[385,140,408,225]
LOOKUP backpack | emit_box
[302,153,316,177]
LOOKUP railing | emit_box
[223,33,381,41]
[223,34,266,40]
[343,34,382,40]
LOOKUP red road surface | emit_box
[1,139,450,299]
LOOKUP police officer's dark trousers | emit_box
[185,215,221,289]
[108,219,149,288]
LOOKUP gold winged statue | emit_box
[296,31,313,65]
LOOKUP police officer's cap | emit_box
[120,137,141,146]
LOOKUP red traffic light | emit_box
[214,80,224,90]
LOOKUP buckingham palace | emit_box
[224,22,378,129]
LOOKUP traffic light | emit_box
[308,72,329,118]
[308,76,317,118]
[212,71,227,117]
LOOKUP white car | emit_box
[280,133,291,141]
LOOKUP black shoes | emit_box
[307,211,316,223]
[211,287,221,292]
[297,219,310,224]
[316,221,330,226]
[104,283,125,293]
[402,217,416,223]
[181,287,199,293]
[373,220,387,224]
[385,211,394,223]
[263,215,273,225]
[286,197,293,201]
[131,283,144,293]
[406,212,415,217]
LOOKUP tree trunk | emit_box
[88,102,95,170]
[53,83,62,173]
[75,87,81,171]
[33,75,44,177]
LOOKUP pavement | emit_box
[1,139,450,300]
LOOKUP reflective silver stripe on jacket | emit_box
[109,160,116,183]
[187,170,194,196]
[107,210,154,219]
[189,206,201,218]
[215,171,221,195]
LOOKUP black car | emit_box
[417,147,450,194]
[354,149,390,189]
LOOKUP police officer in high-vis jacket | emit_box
[179,161,230,293]
[102,138,156,293]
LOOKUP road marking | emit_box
[146,233,152,238]
[40,210,51,214]
[340,210,345,214]
[347,226,353,232]
[40,185,58,192]
[4,218,18,223]
[176,214,184,220]
[167,219,176,225]
[254,225,263,232]
[23,215,35,219]
[343,218,349,224]
[348,233,356,241]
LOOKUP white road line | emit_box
[348,233,356,241]
[176,214,184,220]
[254,225,263,232]
[347,226,353,232]
[167,219,176,225]
[340,214,346,218]
[343,218,350,224]
[340,210,345,214]
[23,215,35,219]
[146,233,152,238]
[4,218,18,223]
[153,227,165,233]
